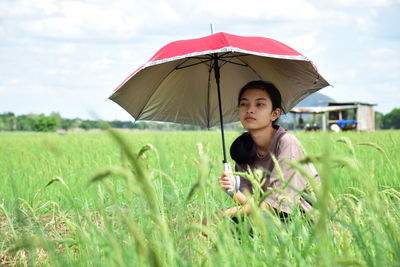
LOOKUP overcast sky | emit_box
[1,0,399,121]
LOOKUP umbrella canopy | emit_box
[110,32,329,128]
[110,32,330,164]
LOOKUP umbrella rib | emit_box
[175,58,212,70]
[235,56,264,80]
[219,54,249,59]
[188,56,213,60]
[206,60,212,129]
[174,53,249,70]
[216,52,231,58]
[219,58,249,67]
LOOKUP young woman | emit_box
[218,80,319,221]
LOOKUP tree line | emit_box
[0,112,218,132]
[1,109,399,132]
[375,109,400,129]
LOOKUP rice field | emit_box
[0,129,399,266]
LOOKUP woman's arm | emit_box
[219,171,247,205]
[202,175,269,226]
[218,204,251,217]
[217,198,269,218]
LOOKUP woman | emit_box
[218,80,319,221]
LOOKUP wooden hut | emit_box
[290,102,376,131]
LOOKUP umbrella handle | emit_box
[224,162,240,196]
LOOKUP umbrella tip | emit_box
[210,23,215,34]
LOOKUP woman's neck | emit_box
[249,126,277,153]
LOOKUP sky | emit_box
[1,0,399,121]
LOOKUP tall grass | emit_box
[0,130,399,266]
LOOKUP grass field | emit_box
[1,130,399,266]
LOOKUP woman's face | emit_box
[238,88,281,131]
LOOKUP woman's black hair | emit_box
[238,80,282,111]
[230,132,257,165]
[230,80,282,165]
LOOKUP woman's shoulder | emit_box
[276,126,300,145]
[275,127,303,157]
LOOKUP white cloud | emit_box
[368,47,397,57]
[25,1,144,39]
[198,0,320,20]
[0,79,22,96]
[333,0,400,7]
[0,86,6,96]
[58,43,76,55]
[1,0,399,119]
[0,0,62,20]
[91,56,112,69]
[377,82,400,95]
[1,0,187,41]
[355,17,370,32]
[284,32,326,58]
[47,68,73,75]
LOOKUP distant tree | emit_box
[118,121,134,128]
[383,108,400,129]
[0,112,16,131]
[110,120,122,128]
[60,118,75,130]
[72,119,83,129]
[133,122,147,129]
[35,115,60,132]
[0,114,5,130]
[80,120,101,130]
[110,120,134,128]
[375,111,384,130]
[50,112,62,122]
[80,120,92,130]
[16,114,36,131]
[156,123,165,130]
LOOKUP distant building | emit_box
[290,102,376,131]
[328,102,376,131]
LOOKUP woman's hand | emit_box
[219,171,233,192]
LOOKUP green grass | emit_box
[0,130,399,266]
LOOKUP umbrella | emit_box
[109,32,329,165]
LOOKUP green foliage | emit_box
[0,112,214,131]
[16,114,36,131]
[383,108,400,129]
[60,118,76,130]
[0,112,16,131]
[375,111,384,129]
[34,115,60,132]
[2,105,400,132]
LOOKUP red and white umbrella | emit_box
[109,32,329,163]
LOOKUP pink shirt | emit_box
[235,126,319,214]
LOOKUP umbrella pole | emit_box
[213,55,228,164]
[214,55,235,196]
